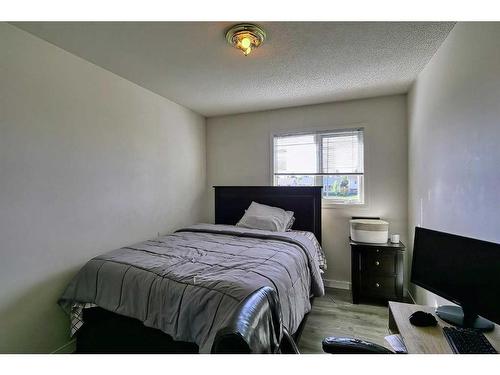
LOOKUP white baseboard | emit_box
[323,278,351,290]
[51,339,76,354]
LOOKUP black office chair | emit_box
[321,337,393,354]
[211,286,283,353]
[212,287,393,354]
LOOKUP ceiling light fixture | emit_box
[225,23,266,56]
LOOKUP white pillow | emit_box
[236,201,294,232]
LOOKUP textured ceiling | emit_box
[12,22,454,117]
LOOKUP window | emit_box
[273,128,364,204]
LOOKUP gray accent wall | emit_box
[408,23,500,305]
[206,95,408,289]
[0,23,206,353]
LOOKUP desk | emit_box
[388,301,500,353]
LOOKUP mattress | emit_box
[58,223,325,353]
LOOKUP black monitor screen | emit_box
[411,227,500,325]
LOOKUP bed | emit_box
[59,186,324,353]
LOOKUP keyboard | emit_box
[443,327,497,354]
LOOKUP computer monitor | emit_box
[411,227,500,331]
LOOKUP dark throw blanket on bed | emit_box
[58,224,325,353]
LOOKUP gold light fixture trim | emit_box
[225,23,266,56]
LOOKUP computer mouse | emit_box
[409,311,438,327]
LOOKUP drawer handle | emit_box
[375,283,380,288]
[375,260,380,266]
[376,249,380,253]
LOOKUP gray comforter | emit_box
[59,224,325,352]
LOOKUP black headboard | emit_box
[214,186,322,244]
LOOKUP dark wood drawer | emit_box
[354,245,397,254]
[360,253,396,275]
[360,275,397,298]
[350,238,405,304]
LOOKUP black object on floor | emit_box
[442,327,497,354]
[322,337,393,354]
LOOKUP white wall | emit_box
[0,23,206,353]
[207,95,408,288]
[408,23,500,306]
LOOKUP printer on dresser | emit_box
[349,218,405,304]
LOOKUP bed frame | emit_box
[214,186,322,244]
[76,186,323,353]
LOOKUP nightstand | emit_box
[350,239,405,304]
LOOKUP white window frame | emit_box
[270,126,367,208]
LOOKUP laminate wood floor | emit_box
[298,288,391,353]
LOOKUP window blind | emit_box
[273,128,365,204]
[274,134,318,174]
[273,129,364,176]
[321,129,364,174]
